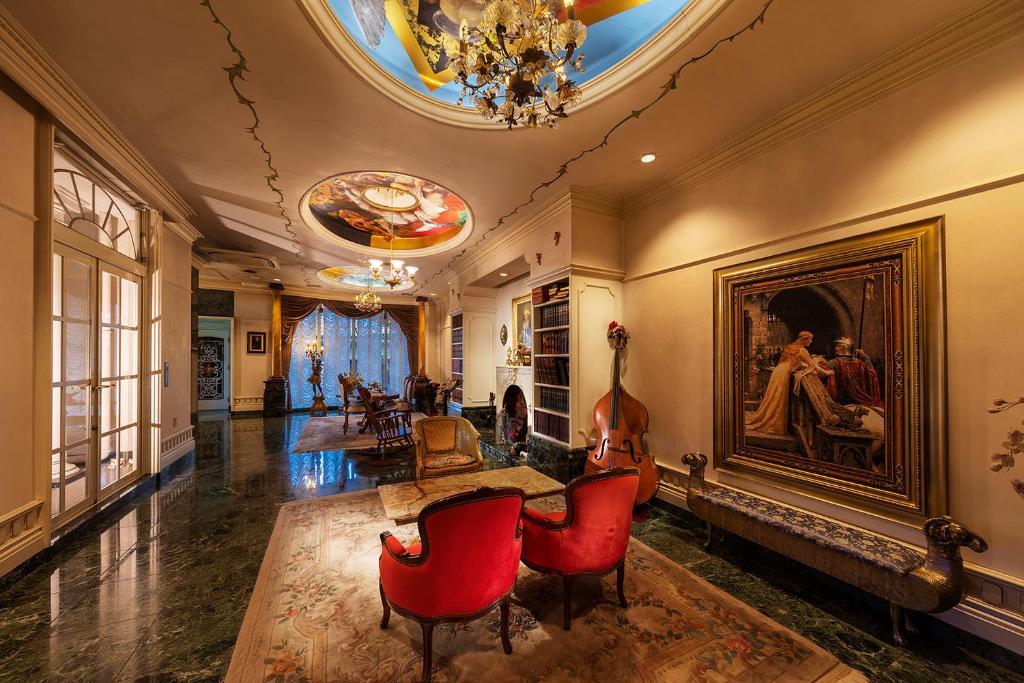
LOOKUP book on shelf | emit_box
[534,410,569,442]
[539,386,569,413]
[539,301,569,328]
[538,329,569,354]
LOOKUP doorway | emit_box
[197,317,231,411]
[51,243,143,527]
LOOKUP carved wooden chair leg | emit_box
[379,582,390,629]
[889,602,909,647]
[343,413,349,434]
[562,576,574,631]
[420,621,434,683]
[616,563,627,608]
[500,596,513,655]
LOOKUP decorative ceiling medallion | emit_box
[316,266,417,291]
[300,171,472,257]
[299,0,727,128]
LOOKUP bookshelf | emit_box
[450,312,463,405]
[532,276,570,444]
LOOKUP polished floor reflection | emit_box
[0,412,1020,681]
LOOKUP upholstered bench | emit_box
[681,452,987,646]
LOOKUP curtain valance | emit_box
[280,295,419,376]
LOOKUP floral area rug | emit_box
[227,490,865,682]
[292,414,426,453]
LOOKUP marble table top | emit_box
[378,466,564,525]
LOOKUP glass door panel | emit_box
[51,247,95,521]
[99,265,141,490]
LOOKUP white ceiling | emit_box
[1,0,976,295]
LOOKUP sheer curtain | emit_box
[384,314,410,395]
[287,313,318,410]
[353,314,385,388]
[286,308,411,410]
[321,308,353,405]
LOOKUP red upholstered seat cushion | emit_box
[521,473,638,575]
[380,493,523,619]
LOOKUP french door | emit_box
[51,243,142,527]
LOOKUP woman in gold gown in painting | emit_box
[746,330,833,435]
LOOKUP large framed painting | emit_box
[714,218,947,521]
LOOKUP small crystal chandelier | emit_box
[448,0,587,128]
[355,286,382,314]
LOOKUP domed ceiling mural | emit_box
[316,266,416,291]
[320,0,690,106]
[300,170,472,256]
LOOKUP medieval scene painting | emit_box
[741,272,888,473]
[715,220,945,519]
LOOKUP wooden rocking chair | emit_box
[358,386,414,463]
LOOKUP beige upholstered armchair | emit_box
[413,416,485,479]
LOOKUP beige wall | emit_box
[160,227,193,435]
[232,290,272,411]
[623,36,1024,587]
[0,80,47,574]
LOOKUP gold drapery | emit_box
[280,295,420,379]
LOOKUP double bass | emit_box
[585,322,659,505]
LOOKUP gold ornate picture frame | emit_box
[511,294,533,365]
[713,218,947,522]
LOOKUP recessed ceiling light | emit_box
[499,272,508,277]
[640,153,657,164]
[273,277,281,282]
[430,292,437,296]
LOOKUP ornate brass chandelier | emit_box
[448,0,587,128]
[355,286,382,314]
[368,256,417,289]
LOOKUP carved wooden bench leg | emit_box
[889,602,910,647]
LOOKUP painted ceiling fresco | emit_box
[329,0,689,105]
[305,171,470,251]
[316,266,416,290]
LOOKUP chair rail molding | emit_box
[626,0,1024,215]
[0,5,198,225]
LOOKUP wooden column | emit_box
[263,283,287,417]
[416,296,428,376]
[269,282,284,378]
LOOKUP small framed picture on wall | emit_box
[247,331,267,354]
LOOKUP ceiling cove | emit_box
[300,170,474,257]
[298,0,730,127]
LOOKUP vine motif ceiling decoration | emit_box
[318,0,689,108]
[301,171,473,256]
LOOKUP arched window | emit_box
[52,149,141,261]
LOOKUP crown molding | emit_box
[627,0,1024,215]
[164,221,204,245]
[449,187,574,281]
[570,187,625,218]
[0,5,196,224]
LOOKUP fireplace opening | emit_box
[498,385,529,445]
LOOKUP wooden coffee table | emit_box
[378,466,564,525]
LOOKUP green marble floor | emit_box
[0,412,1019,681]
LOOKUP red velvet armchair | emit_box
[520,467,640,630]
[379,487,526,683]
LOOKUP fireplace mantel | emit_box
[496,365,533,432]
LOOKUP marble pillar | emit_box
[263,283,287,417]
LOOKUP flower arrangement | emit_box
[988,395,1024,499]
[607,320,629,349]
[340,371,364,386]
